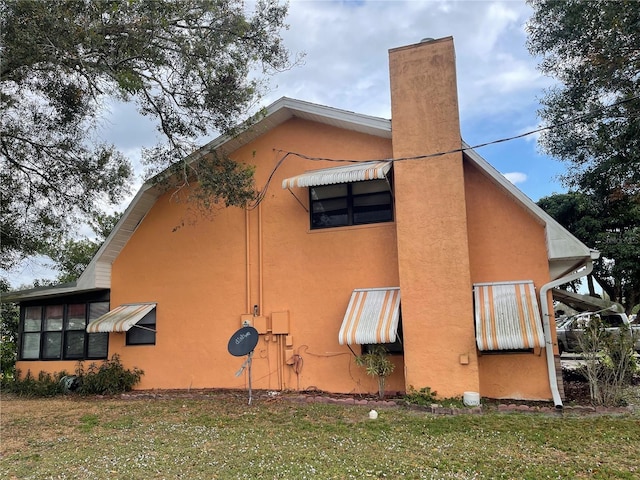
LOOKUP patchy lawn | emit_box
[1,392,639,479]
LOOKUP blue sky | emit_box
[6,0,572,287]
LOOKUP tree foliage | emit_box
[538,192,640,312]
[355,346,395,399]
[0,279,19,380]
[43,212,121,284]
[528,1,640,312]
[526,0,640,196]
[1,0,292,271]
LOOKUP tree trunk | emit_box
[378,376,386,399]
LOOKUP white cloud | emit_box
[517,122,545,143]
[503,172,528,185]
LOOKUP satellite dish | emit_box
[228,326,259,357]
[227,326,260,405]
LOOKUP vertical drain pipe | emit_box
[539,251,599,408]
[245,209,251,313]
[258,202,264,317]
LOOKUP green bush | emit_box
[76,354,143,395]
[0,355,143,397]
[404,385,438,406]
[3,369,67,397]
[355,346,395,399]
[578,320,638,406]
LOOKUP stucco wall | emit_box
[464,159,554,400]
[109,118,403,394]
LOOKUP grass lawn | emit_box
[1,392,639,479]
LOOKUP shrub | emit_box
[2,369,67,397]
[404,385,438,406]
[355,346,395,399]
[76,354,144,395]
[0,355,143,397]
[578,319,638,406]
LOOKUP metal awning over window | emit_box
[282,161,392,189]
[473,281,544,351]
[86,303,156,333]
[339,288,400,345]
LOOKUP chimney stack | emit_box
[389,37,479,397]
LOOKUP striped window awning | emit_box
[338,288,400,345]
[282,161,392,189]
[473,281,545,351]
[86,303,156,333]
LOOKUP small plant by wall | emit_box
[76,354,144,395]
[355,345,395,399]
[1,354,143,397]
[4,370,67,397]
[403,386,438,406]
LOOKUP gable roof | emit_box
[4,97,595,301]
[462,145,596,278]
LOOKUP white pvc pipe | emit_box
[539,251,599,408]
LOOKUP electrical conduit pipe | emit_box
[539,250,599,409]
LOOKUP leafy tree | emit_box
[0,279,19,381]
[526,0,640,196]
[528,1,640,312]
[44,212,121,284]
[1,0,292,271]
[538,192,640,312]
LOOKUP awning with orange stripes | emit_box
[338,288,401,345]
[282,161,392,189]
[86,303,156,333]
[473,281,544,351]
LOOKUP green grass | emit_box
[1,393,639,479]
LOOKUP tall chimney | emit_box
[389,37,479,397]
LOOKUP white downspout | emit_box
[539,250,599,409]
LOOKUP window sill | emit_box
[307,221,395,234]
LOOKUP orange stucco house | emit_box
[8,38,597,406]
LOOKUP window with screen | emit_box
[309,179,393,229]
[19,302,110,361]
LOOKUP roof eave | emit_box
[1,282,107,303]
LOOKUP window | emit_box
[19,302,109,361]
[87,303,109,358]
[64,304,87,359]
[42,305,64,359]
[602,315,625,328]
[126,309,156,345]
[310,179,393,229]
[21,306,42,360]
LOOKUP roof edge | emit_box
[461,142,596,264]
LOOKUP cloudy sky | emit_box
[8,0,569,286]
[109,0,564,198]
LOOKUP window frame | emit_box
[126,309,157,346]
[309,178,394,230]
[18,299,110,361]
